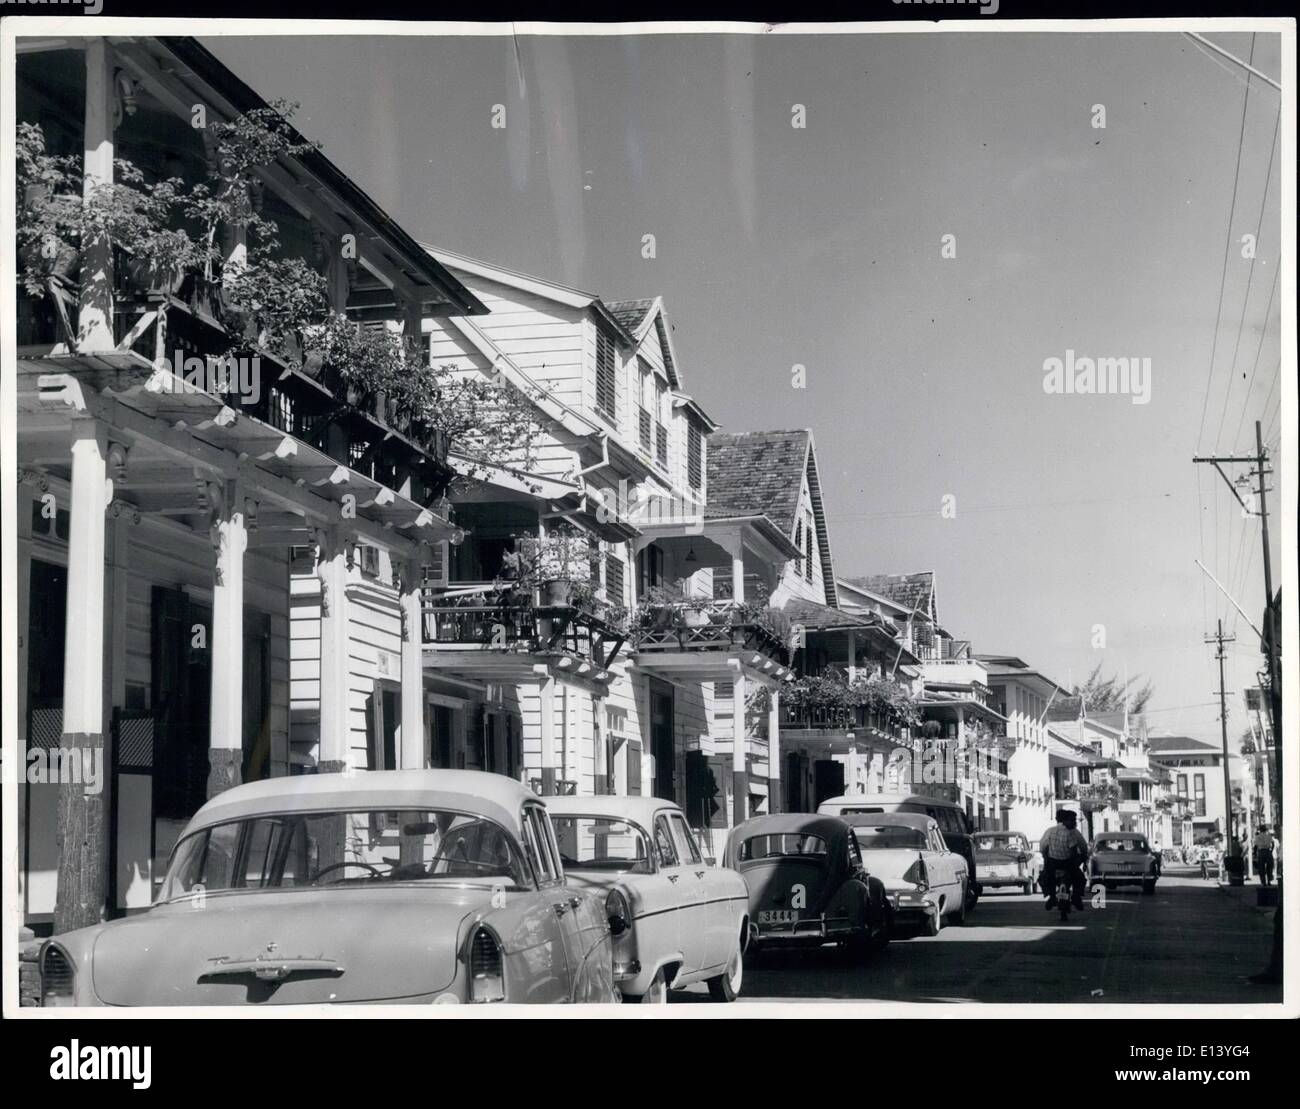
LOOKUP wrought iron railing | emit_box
[632,600,790,666]
[422,588,627,669]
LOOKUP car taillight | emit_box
[467,928,505,1003]
[606,889,631,936]
[903,859,929,892]
[40,944,75,1007]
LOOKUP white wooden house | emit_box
[415,253,796,845]
[13,36,478,933]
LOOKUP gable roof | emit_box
[422,246,636,347]
[707,429,837,606]
[842,573,936,622]
[605,298,656,334]
[605,296,681,388]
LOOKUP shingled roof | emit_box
[605,298,656,334]
[841,572,937,620]
[1148,735,1220,754]
[707,429,836,606]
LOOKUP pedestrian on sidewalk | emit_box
[1254,826,1277,887]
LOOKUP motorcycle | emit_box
[1054,871,1074,922]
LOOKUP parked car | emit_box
[844,813,969,935]
[972,830,1037,894]
[723,813,892,957]
[36,770,619,1006]
[544,795,748,1003]
[819,793,980,907]
[1090,831,1160,894]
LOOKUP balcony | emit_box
[422,584,626,689]
[630,599,792,687]
[1063,781,1120,808]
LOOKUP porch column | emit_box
[207,480,247,797]
[731,662,748,826]
[768,687,782,813]
[731,550,746,605]
[316,528,351,775]
[399,556,426,769]
[79,40,115,353]
[536,665,557,795]
[54,420,110,934]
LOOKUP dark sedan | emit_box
[723,814,893,959]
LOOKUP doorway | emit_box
[650,680,675,801]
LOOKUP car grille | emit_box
[41,945,74,1001]
[470,929,502,979]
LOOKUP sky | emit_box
[203,28,1285,749]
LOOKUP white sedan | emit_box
[842,812,970,935]
[544,796,749,1003]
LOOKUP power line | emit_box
[1196,32,1255,455]
[1216,102,1282,450]
[1230,262,1281,451]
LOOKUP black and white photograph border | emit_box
[0,14,1295,1019]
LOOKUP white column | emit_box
[79,40,115,353]
[731,549,746,605]
[208,480,247,796]
[536,665,556,795]
[768,687,782,813]
[316,528,351,774]
[55,419,110,933]
[731,666,748,826]
[399,556,426,769]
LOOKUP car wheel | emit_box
[707,947,743,1002]
[926,906,942,936]
[633,968,669,1005]
[1022,881,1034,895]
[872,908,893,952]
[951,884,968,925]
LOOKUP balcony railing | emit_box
[21,266,452,497]
[1063,782,1120,806]
[422,587,626,669]
[632,600,790,667]
[779,702,908,739]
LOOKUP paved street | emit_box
[679,870,1281,1004]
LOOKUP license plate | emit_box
[759,910,798,924]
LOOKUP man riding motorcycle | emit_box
[1039,809,1088,912]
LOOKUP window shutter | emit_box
[627,739,642,796]
[687,421,703,491]
[639,407,652,453]
[605,552,625,605]
[595,328,617,419]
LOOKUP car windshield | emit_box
[974,835,1022,851]
[853,826,928,850]
[739,833,828,860]
[159,809,530,900]
[1097,838,1146,853]
[551,816,652,873]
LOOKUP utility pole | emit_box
[1206,620,1237,860]
[1192,419,1280,821]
